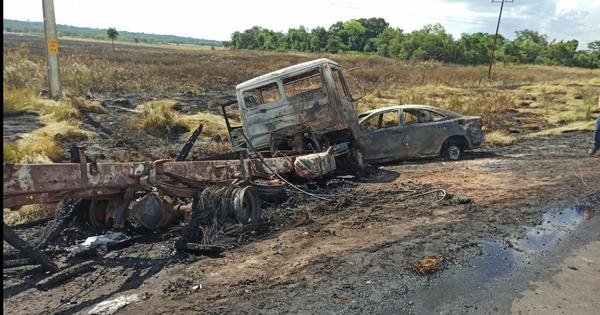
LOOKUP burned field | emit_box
[3,34,600,314]
[4,133,599,314]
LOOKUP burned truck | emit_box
[3,59,364,244]
[221,58,362,162]
[2,59,368,273]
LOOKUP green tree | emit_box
[587,40,600,52]
[309,26,328,52]
[225,19,599,68]
[106,27,119,52]
[572,41,600,68]
[358,18,389,52]
[540,40,578,66]
[402,24,455,62]
[326,35,343,53]
[340,20,366,51]
[504,29,548,64]
[374,27,404,57]
[288,26,310,51]
[456,32,500,65]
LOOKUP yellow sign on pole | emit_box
[48,39,59,54]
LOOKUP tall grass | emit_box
[132,100,232,139]
[134,100,189,137]
[2,89,93,163]
[4,35,600,95]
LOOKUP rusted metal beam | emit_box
[3,156,297,208]
[2,145,341,210]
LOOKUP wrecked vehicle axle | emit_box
[3,149,338,208]
[3,146,341,231]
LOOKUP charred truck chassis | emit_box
[3,146,345,231]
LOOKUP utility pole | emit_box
[42,0,61,99]
[488,0,512,80]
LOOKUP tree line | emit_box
[225,18,600,68]
[3,19,222,47]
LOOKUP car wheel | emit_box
[445,143,462,161]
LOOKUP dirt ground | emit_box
[3,130,599,314]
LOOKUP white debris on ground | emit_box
[72,232,124,254]
[88,293,140,315]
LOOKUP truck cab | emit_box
[221,59,360,156]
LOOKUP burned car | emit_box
[357,105,484,162]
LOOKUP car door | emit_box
[358,109,409,162]
[401,108,446,157]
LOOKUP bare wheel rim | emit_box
[447,144,461,160]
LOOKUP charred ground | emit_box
[3,131,599,314]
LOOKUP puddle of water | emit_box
[468,241,519,279]
[515,207,591,253]
[467,206,595,278]
[396,206,597,315]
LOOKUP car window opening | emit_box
[404,109,445,124]
[361,111,399,132]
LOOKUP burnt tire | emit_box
[36,199,90,249]
[442,142,463,161]
[336,147,365,174]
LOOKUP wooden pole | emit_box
[42,0,61,99]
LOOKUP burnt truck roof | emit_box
[236,58,339,90]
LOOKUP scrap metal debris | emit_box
[71,232,124,256]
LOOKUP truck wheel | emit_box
[336,147,364,174]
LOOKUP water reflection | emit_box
[468,206,595,279]
[514,206,590,253]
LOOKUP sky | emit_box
[3,0,600,48]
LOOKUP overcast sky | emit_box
[3,0,600,48]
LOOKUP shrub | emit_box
[3,88,34,113]
[3,204,57,226]
[485,131,518,145]
[135,100,189,137]
[69,95,107,113]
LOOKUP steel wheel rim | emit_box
[448,145,460,160]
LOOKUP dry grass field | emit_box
[3,33,600,224]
